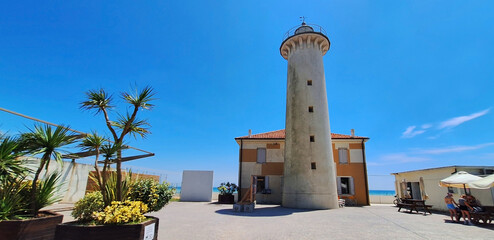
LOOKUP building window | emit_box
[310,135,315,142]
[308,106,314,112]
[311,162,316,169]
[337,177,354,195]
[447,187,458,194]
[307,80,312,85]
[338,148,348,164]
[256,176,270,193]
[257,148,266,163]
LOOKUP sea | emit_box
[173,187,395,196]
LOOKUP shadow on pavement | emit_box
[443,219,494,230]
[215,205,317,217]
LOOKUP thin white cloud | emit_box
[376,142,494,167]
[421,124,432,129]
[416,143,494,155]
[380,153,432,163]
[438,109,490,129]
[401,126,426,138]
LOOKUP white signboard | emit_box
[144,223,155,240]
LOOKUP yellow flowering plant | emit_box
[93,200,148,224]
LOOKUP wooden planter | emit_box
[218,194,235,204]
[0,210,63,240]
[55,216,159,240]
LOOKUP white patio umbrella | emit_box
[467,174,494,189]
[439,171,482,192]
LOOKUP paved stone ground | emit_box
[148,202,493,240]
[52,202,493,240]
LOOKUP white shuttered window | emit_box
[257,148,266,163]
[338,148,349,164]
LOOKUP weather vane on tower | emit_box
[300,16,307,25]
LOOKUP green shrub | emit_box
[0,177,29,220]
[34,172,63,211]
[72,191,104,221]
[93,200,147,224]
[128,179,175,212]
[16,172,63,214]
[92,171,134,206]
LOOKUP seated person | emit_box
[467,195,483,212]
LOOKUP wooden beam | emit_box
[97,153,155,164]
[62,150,98,159]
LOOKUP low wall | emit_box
[370,195,394,204]
[36,159,160,203]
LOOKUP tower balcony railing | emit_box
[282,23,327,41]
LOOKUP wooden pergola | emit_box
[0,107,155,163]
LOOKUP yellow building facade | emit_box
[235,129,370,206]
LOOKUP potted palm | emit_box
[218,182,238,204]
[56,86,172,240]
[0,125,77,240]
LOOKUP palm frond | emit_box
[79,131,108,151]
[101,142,124,161]
[80,89,114,114]
[0,136,30,179]
[121,86,156,110]
[112,113,151,139]
[20,124,78,163]
[35,172,63,211]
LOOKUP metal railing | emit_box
[282,23,327,41]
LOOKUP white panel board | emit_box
[180,170,214,202]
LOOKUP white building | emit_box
[392,166,494,211]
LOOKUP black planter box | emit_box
[55,216,159,240]
[218,194,235,204]
[0,210,63,240]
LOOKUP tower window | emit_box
[307,80,312,86]
[308,106,314,112]
[310,135,315,142]
[311,162,317,169]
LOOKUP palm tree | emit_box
[21,125,77,216]
[80,86,155,200]
[0,136,30,220]
[0,136,28,180]
[79,132,108,203]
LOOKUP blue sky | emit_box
[1,1,493,190]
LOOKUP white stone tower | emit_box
[280,22,339,209]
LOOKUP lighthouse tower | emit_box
[280,22,339,209]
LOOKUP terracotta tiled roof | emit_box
[235,129,368,139]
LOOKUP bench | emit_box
[470,206,494,224]
[397,199,433,215]
[416,204,433,215]
[397,203,418,213]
